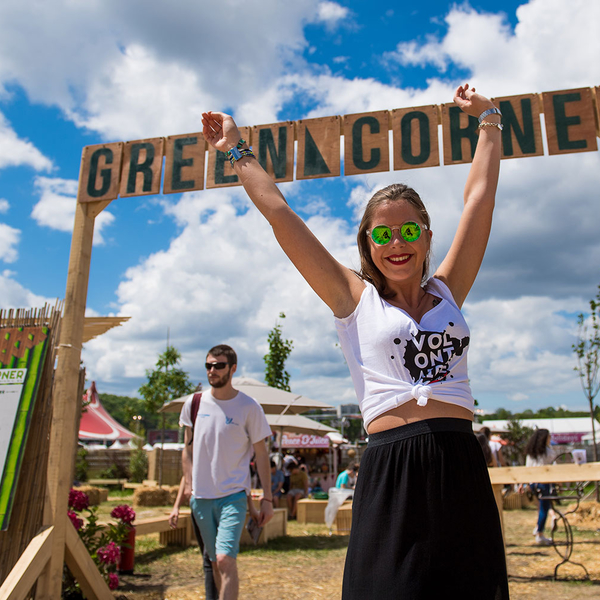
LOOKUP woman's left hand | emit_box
[453,84,497,118]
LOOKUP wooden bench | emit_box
[119,508,288,548]
[335,504,353,533]
[297,498,352,524]
[87,478,128,490]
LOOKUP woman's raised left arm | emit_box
[434,84,502,307]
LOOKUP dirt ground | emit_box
[114,503,600,600]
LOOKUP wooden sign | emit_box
[75,84,600,201]
[206,126,250,189]
[119,137,165,197]
[441,102,478,165]
[77,143,123,203]
[251,122,295,182]
[163,133,206,194]
[493,93,544,159]
[343,111,390,176]
[542,87,598,155]
[296,116,341,180]
[391,105,440,170]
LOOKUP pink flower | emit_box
[67,510,83,530]
[111,504,136,525]
[97,541,120,565]
[108,572,119,590]
[68,489,89,511]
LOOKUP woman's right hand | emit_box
[202,111,243,153]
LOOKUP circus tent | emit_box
[79,381,137,444]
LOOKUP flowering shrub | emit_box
[62,490,136,598]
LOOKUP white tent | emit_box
[482,417,600,444]
[158,377,334,415]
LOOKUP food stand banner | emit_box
[77,85,600,202]
[282,432,330,449]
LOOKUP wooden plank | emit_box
[441,102,478,165]
[163,133,206,194]
[542,87,598,155]
[488,462,600,485]
[64,522,113,600]
[36,198,97,598]
[206,126,250,189]
[135,514,191,536]
[593,86,600,138]
[296,116,341,180]
[392,105,440,170]
[251,122,295,182]
[119,137,165,197]
[77,143,123,203]
[0,526,53,600]
[492,93,544,159]
[343,110,389,176]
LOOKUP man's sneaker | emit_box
[535,533,552,545]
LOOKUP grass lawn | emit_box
[94,495,600,599]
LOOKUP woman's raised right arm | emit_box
[202,111,363,318]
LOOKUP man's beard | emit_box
[210,370,231,388]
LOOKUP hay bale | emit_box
[167,485,180,505]
[569,501,600,530]
[73,485,108,506]
[133,486,171,507]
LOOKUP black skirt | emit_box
[342,418,509,600]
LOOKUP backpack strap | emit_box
[187,392,202,446]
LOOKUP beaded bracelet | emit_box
[261,497,273,503]
[477,122,503,133]
[227,147,255,167]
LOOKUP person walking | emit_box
[524,428,556,545]
[201,84,508,599]
[180,344,274,600]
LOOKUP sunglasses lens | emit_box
[205,362,227,370]
[401,222,421,242]
[371,226,392,245]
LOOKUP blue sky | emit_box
[1,0,599,414]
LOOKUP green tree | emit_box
[139,345,195,485]
[264,313,294,392]
[139,345,195,413]
[500,418,534,466]
[573,285,600,499]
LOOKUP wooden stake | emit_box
[36,196,112,598]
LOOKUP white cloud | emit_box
[384,0,600,94]
[0,199,8,213]
[0,112,52,171]
[31,177,115,245]
[82,188,357,395]
[0,269,56,309]
[0,223,20,263]
[314,2,350,28]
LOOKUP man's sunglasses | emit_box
[205,362,228,371]
[367,222,427,245]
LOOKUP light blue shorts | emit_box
[190,490,247,561]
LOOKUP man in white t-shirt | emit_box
[181,345,273,600]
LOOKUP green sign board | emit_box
[0,327,49,530]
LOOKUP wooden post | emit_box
[36,196,112,599]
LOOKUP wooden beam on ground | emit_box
[489,462,600,485]
[64,521,113,600]
[0,526,53,600]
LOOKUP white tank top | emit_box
[334,277,474,429]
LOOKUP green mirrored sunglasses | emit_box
[368,222,426,245]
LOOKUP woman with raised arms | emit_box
[202,85,509,599]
